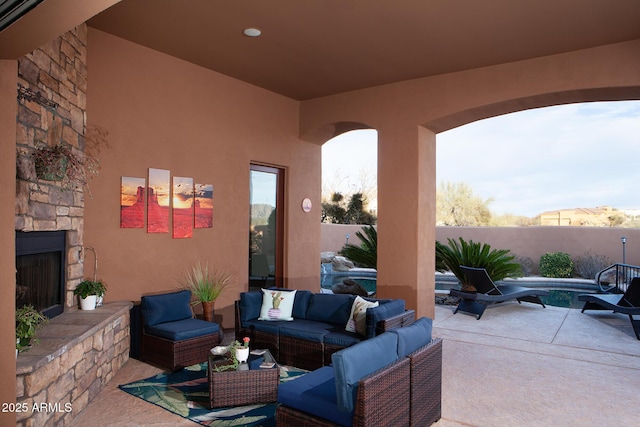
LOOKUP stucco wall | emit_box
[322,223,640,272]
[0,60,18,425]
[84,29,321,328]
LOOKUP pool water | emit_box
[323,274,593,309]
[539,289,589,309]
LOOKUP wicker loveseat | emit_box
[234,289,415,371]
[277,317,442,426]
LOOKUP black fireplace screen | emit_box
[15,231,66,318]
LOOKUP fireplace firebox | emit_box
[16,231,66,318]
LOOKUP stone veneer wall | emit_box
[16,302,132,426]
[15,23,88,307]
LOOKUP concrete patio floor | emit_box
[70,302,640,426]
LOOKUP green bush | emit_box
[539,252,574,278]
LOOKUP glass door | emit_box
[249,164,284,289]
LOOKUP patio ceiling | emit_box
[3,0,640,100]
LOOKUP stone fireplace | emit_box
[14,24,131,426]
[15,230,66,318]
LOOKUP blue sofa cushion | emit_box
[278,366,353,426]
[331,332,399,412]
[306,293,355,326]
[141,290,193,326]
[364,299,406,338]
[323,329,362,348]
[393,316,433,357]
[145,318,220,341]
[292,290,312,319]
[240,291,263,322]
[241,318,289,334]
[278,320,332,342]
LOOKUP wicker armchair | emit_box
[140,290,221,370]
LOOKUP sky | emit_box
[322,100,640,218]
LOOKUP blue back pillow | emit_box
[141,290,193,326]
[393,316,433,357]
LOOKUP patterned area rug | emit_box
[119,362,306,426]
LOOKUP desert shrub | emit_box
[515,255,535,277]
[539,252,574,278]
[574,251,612,279]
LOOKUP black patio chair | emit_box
[578,277,640,340]
[449,266,549,319]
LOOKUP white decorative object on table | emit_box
[235,347,249,363]
[210,346,228,356]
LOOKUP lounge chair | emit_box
[578,277,640,340]
[449,266,549,319]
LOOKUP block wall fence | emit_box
[322,223,640,274]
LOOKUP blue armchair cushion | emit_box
[393,316,433,357]
[241,318,288,334]
[145,317,220,341]
[141,290,193,326]
[331,332,399,412]
[364,299,406,338]
[278,366,353,426]
[306,293,355,326]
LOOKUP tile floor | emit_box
[69,302,640,426]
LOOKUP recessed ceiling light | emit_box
[243,28,262,37]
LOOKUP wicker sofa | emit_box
[234,289,415,371]
[277,317,442,426]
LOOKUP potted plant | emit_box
[181,261,232,322]
[211,337,251,372]
[16,305,48,354]
[73,280,107,310]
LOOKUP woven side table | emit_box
[207,349,279,408]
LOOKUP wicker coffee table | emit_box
[207,349,279,408]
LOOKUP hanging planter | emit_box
[31,141,100,195]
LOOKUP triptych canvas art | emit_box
[120,168,213,238]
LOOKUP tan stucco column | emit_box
[376,124,436,319]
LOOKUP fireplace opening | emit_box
[16,231,66,319]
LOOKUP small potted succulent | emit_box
[73,280,107,310]
[16,305,48,354]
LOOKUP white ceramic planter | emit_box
[235,347,249,363]
[80,295,97,310]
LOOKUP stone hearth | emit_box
[16,302,132,426]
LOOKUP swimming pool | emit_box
[322,270,597,309]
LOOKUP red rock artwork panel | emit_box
[120,176,146,228]
[194,183,213,229]
[147,168,171,233]
[172,176,194,239]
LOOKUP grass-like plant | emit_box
[338,225,377,269]
[435,237,521,291]
[182,261,231,303]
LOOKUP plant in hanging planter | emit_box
[73,279,107,310]
[32,141,100,195]
[181,261,232,322]
[16,305,48,353]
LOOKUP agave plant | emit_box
[338,225,377,269]
[435,237,521,291]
